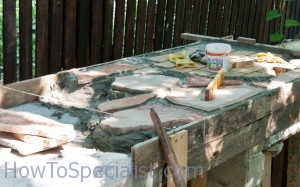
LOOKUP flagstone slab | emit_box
[168,63,206,73]
[154,61,176,68]
[0,109,76,141]
[231,66,264,74]
[0,132,69,155]
[133,67,163,75]
[244,71,276,79]
[165,85,263,112]
[97,93,156,112]
[112,74,179,94]
[188,69,215,77]
[224,70,246,78]
[75,63,145,84]
[183,77,244,88]
[267,69,300,90]
[100,104,204,135]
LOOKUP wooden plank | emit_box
[262,0,273,44]
[163,0,176,49]
[90,0,103,64]
[113,0,125,59]
[173,0,185,46]
[271,140,288,187]
[221,0,232,36]
[258,0,268,43]
[124,0,136,57]
[135,0,147,55]
[154,0,166,51]
[287,133,300,186]
[168,130,188,186]
[284,1,292,38]
[36,0,49,76]
[76,0,90,67]
[145,0,156,52]
[132,81,300,179]
[262,152,272,187]
[19,0,33,80]
[3,0,17,84]
[150,108,186,187]
[188,172,207,187]
[49,0,63,74]
[191,0,201,34]
[102,0,113,62]
[63,0,77,69]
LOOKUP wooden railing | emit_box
[1,0,300,84]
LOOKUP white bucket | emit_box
[205,43,231,72]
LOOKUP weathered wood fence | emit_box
[2,0,300,84]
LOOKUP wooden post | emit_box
[262,152,272,187]
[150,108,187,187]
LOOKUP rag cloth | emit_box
[256,52,286,63]
[169,50,197,68]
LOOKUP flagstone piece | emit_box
[100,104,204,135]
[75,64,145,84]
[183,77,244,88]
[0,132,68,155]
[0,109,76,141]
[97,93,156,112]
[133,67,163,75]
[112,75,179,94]
[154,61,176,68]
[165,85,263,111]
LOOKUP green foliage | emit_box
[266,0,300,43]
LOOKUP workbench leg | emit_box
[207,146,265,187]
[287,133,300,186]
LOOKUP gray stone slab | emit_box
[165,85,263,112]
[133,67,163,75]
[99,103,204,135]
[112,74,179,94]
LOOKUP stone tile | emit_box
[75,64,145,84]
[267,69,300,89]
[168,63,206,73]
[0,132,69,155]
[224,70,245,78]
[165,85,263,112]
[290,59,300,68]
[231,66,264,74]
[133,67,163,75]
[0,109,76,141]
[97,93,155,112]
[188,69,215,77]
[183,77,244,88]
[148,54,169,62]
[100,103,204,135]
[229,50,256,57]
[112,74,179,94]
[244,71,276,79]
[153,61,176,68]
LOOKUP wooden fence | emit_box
[2,0,300,84]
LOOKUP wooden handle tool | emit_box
[205,68,224,101]
[150,108,187,187]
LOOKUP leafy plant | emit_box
[266,0,300,42]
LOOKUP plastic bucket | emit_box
[205,43,231,72]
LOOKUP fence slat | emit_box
[113,0,125,59]
[90,0,103,64]
[36,0,49,77]
[215,0,225,37]
[246,0,257,38]
[124,0,136,57]
[102,0,113,62]
[295,0,300,37]
[252,1,262,40]
[63,0,77,70]
[154,0,166,50]
[207,0,218,36]
[19,0,32,80]
[3,0,17,84]
[229,0,239,37]
[49,0,63,74]
[191,0,202,34]
[258,0,268,43]
[284,1,292,39]
[241,0,251,37]
[199,0,209,35]
[183,0,192,34]
[234,0,246,38]
[173,0,185,46]
[145,0,156,52]
[135,0,147,55]
[221,0,232,36]
[77,0,90,67]
[163,0,176,49]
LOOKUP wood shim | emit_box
[205,68,224,101]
